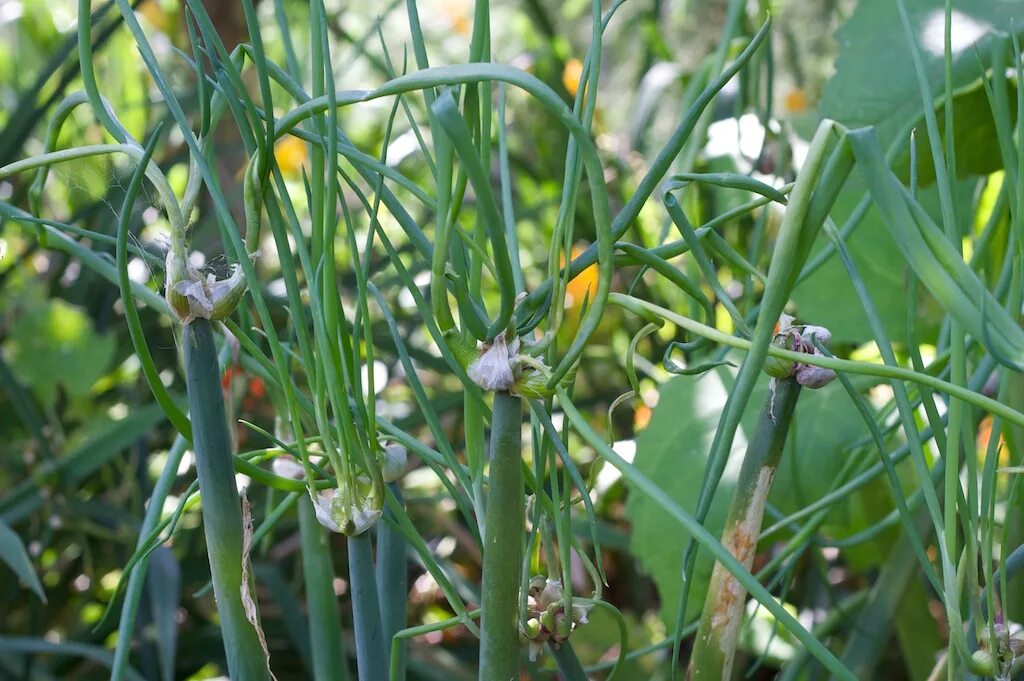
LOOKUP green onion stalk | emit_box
[446,326,580,678]
[480,389,525,681]
[26,7,266,673]
[377,478,408,680]
[298,495,349,681]
[687,377,801,679]
[687,315,841,679]
[348,532,388,681]
[153,104,264,680]
[183,319,271,680]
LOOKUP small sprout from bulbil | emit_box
[379,442,407,483]
[311,482,383,536]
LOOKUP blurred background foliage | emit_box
[0,0,1018,679]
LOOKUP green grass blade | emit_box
[0,519,45,601]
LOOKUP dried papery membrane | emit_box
[537,579,563,609]
[468,332,520,391]
[312,490,342,533]
[795,362,837,388]
[571,602,591,625]
[173,279,215,320]
[240,495,277,680]
[795,324,837,388]
[165,249,251,324]
[338,503,383,536]
[799,325,832,349]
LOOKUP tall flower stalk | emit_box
[183,319,271,680]
[479,390,524,680]
[687,377,800,679]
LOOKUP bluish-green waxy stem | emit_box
[298,496,349,681]
[376,483,408,680]
[480,390,524,680]
[348,533,388,681]
[182,319,270,681]
[689,378,801,680]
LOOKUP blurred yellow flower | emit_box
[562,244,598,309]
[562,58,584,97]
[274,136,308,176]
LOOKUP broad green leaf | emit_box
[890,78,1018,186]
[3,298,116,408]
[821,0,1024,140]
[0,519,45,601]
[626,366,876,626]
[894,577,944,681]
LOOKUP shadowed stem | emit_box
[480,391,524,680]
[688,378,801,679]
[549,640,588,681]
[298,496,349,681]
[183,319,270,680]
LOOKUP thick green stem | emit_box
[480,391,524,681]
[688,378,801,680]
[182,319,270,681]
[348,533,387,681]
[376,483,408,681]
[298,496,349,681]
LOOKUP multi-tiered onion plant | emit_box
[5,0,1024,679]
